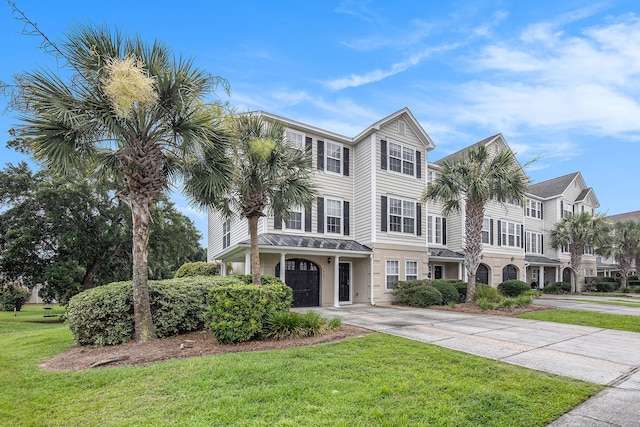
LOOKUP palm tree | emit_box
[13,24,231,341]
[599,219,640,289]
[550,212,611,293]
[423,144,528,303]
[187,113,316,285]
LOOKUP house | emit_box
[208,108,434,307]
[208,108,603,305]
[597,210,640,277]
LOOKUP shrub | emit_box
[234,274,286,286]
[473,284,503,303]
[454,282,469,302]
[0,284,31,311]
[328,317,342,330]
[594,282,617,293]
[67,275,250,346]
[207,282,292,344]
[497,280,530,297]
[543,282,571,294]
[299,311,325,336]
[264,311,303,339]
[627,280,640,288]
[393,283,442,307]
[630,286,640,293]
[174,262,219,278]
[431,281,459,305]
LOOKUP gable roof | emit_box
[435,134,502,165]
[527,172,580,199]
[607,210,640,222]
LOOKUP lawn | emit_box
[572,299,640,308]
[517,309,640,333]
[1,306,601,427]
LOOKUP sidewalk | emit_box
[301,303,640,426]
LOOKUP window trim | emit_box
[427,215,445,244]
[387,139,415,177]
[501,220,522,248]
[526,231,543,254]
[386,260,400,290]
[222,218,231,249]
[388,196,416,235]
[284,205,304,232]
[526,199,542,219]
[405,260,418,281]
[325,197,343,235]
[325,140,343,175]
[285,128,305,150]
[482,217,491,244]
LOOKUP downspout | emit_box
[370,254,376,306]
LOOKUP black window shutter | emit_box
[490,219,494,245]
[541,235,544,254]
[317,140,324,171]
[381,196,387,232]
[305,137,313,156]
[540,204,544,220]
[442,217,447,245]
[416,203,422,236]
[343,201,350,235]
[343,147,350,176]
[317,197,324,233]
[497,220,502,246]
[381,140,387,170]
[521,225,524,249]
[560,201,564,215]
[525,232,528,252]
[274,213,282,230]
[304,202,312,232]
[416,151,422,179]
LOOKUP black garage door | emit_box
[275,258,320,307]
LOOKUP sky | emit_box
[1,0,640,247]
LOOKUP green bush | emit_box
[432,281,459,305]
[207,282,292,344]
[174,262,219,278]
[543,282,571,294]
[627,280,640,288]
[264,311,303,339]
[497,280,530,297]
[473,284,503,303]
[0,284,31,311]
[393,283,443,307]
[454,282,469,302]
[630,286,640,293]
[67,275,252,346]
[594,282,617,293]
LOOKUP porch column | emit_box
[244,251,251,275]
[555,267,559,283]
[458,262,463,280]
[220,261,227,276]
[369,254,375,305]
[539,266,545,289]
[279,252,286,282]
[333,255,340,307]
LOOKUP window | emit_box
[325,141,342,174]
[389,197,415,234]
[285,129,305,150]
[526,231,543,254]
[222,219,231,249]
[501,221,521,248]
[386,260,399,290]
[482,217,491,244]
[526,199,542,219]
[397,120,406,135]
[584,245,594,255]
[326,198,342,234]
[427,215,445,244]
[406,261,418,280]
[562,202,573,218]
[285,205,303,231]
[388,141,415,176]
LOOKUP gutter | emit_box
[370,254,376,306]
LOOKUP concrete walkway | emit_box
[301,303,640,426]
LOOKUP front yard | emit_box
[0,305,601,426]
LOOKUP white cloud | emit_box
[176,205,206,220]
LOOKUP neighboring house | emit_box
[597,210,640,277]
[527,172,600,286]
[208,108,434,307]
[208,108,603,306]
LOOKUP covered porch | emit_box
[524,255,563,289]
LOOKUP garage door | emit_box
[275,258,320,307]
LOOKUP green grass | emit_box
[1,306,602,426]
[572,299,640,308]
[581,292,640,298]
[518,309,640,333]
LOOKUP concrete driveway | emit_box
[302,303,640,426]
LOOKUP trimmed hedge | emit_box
[431,281,459,305]
[67,275,279,346]
[542,282,571,294]
[174,262,219,278]
[393,282,443,307]
[594,282,617,293]
[497,280,530,297]
[206,282,292,343]
[453,282,469,302]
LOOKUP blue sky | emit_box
[2,0,640,247]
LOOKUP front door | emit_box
[339,262,351,303]
[434,265,444,280]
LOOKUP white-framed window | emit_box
[325,198,342,234]
[285,205,303,231]
[389,197,415,234]
[532,268,539,280]
[285,129,305,150]
[526,231,543,254]
[501,221,522,248]
[405,261,418,280]
[388,140,415,176]
[584,245,594,255]
[427,215,445,244]
[584,268,594,277]
[222,219,231,249]
[562,244,570,253]
[325,141,342,174]
[526,199,542,219]
[482,217,491,244]
[562,202,573,219]
[386,260,399,290]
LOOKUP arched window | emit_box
[502,264,518,281]
[476,264,490,285]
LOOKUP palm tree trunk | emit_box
[464,198,484,303]
[131,198,156,341]
[248,215,261,285]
